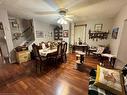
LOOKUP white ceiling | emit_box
[1,0,127,24]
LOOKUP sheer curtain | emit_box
[74,25,85,44]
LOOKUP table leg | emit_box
[110,58,116,68]
[80,55,84,64]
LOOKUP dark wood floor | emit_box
[0,53,99,95]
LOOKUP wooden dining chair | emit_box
[47,41,51,48]
[52,42,58,48]
[39,42,46,50]
[57,42,62,60]
[48,42,62,65]
[62,41,67,62]
[32,43,47,73]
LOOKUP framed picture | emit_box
[63,30,68,37]
[10,19,19,28]
[112,27,119,39]
[94,24,103,31]
[36,31,44,38]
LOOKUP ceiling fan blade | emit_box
[35,11,58,15]
[65,15,74,18]
[65,17,73,21]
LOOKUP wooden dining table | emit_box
[39,48,57,57]
[72,44,88,54]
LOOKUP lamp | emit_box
[57,18,67,24]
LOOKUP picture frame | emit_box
[112,27,119,39]
[63,30,68,37]
[11,19,19,28]
[36,31,44,38]
[94,24,103,31]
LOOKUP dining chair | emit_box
[92,46,105,61]
[92,46,105,55]
[40,42,46,50]
[52,42,58,48]
[32,43,47,73]
[47,41,51,48]
[62,41,67,62]
[48,42,62,65]
[54,42,62,64]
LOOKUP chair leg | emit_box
[63,54,67,63]
[36,61,41,73]
[62,55,65,63]
[36,63,38,72]
[40,63,41,72]
[36,63,40,73]
[65,54,67,62]
[40,61,46,72]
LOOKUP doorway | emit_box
[74,24,87,44]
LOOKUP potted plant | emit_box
[78,38,82,45]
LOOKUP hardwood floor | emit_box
[0,53,99,95]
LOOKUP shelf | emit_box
[89,30,109,41]
[54,26,63,40]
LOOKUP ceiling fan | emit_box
[35,8,74,24]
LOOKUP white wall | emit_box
[71,19,113,47]
[70,23,75,45]
[29,19,54,50]
[9,17,35,48]
[116,20,127,69]
[110,4,127,69]
[0,29,8,57]
[0,6,14,62]
[0,6,13,53]
[110,5,127,56]
[9,17,27,48]
[62,23,70,53]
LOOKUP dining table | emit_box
[39,48,57,57]
[72,44,88,54]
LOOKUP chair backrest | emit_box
[97,46,105,53]
[103,46,110,54]
[57,42,62,56]
[62,41,65,53]
[41,42,46,49]
[52,42,56,48]
[63,42,67,54]
[47,41,51,47]
[54,42,58,47]
[32,43,40,58]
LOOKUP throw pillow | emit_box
[94,65,125,95]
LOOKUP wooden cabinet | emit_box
[16,51,31,64]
